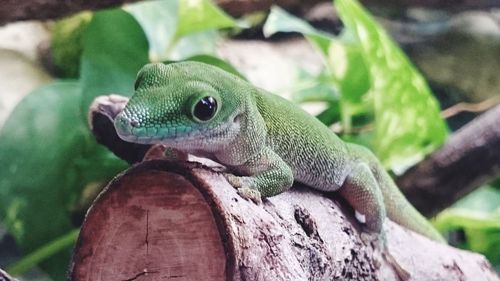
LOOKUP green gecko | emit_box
[114,61,444,244]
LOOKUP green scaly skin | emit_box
[114,61,445,243]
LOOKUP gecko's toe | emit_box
[237,187,262,204]
[223,173,243,188]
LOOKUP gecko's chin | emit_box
[116,132,163,144]
[117,130,196,146]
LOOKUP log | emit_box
[67,160,499,280]
[69,95,500,280]
[398,105,500,217]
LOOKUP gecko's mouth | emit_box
[114,112,237,146]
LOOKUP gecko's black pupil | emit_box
[194,96,217,121]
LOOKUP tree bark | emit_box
[68,160,498,281]
[76,95,500,280]
[397,105,500,217]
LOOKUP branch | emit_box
[398,105,500,217]
[0,0,141,26]
[68,160,498,280]
[0,0,325,26]
[1,0,497,26]
[363,0,500,12]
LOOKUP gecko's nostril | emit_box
[130,120,139,127]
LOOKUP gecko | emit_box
[114,61,444,244]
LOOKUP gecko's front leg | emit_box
[223,146,294,203]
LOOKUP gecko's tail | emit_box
[350,144,446,243]
[372,165,446,243]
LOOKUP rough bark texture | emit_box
[1,0,498,25]
[76,95,500,280]
[398,105,500,217]
[68,160,499,281]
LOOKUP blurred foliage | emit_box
[264,2,448,172]
[50,12,92,78]
[0,82,124,279]
[434,186,500,265]
[0,0,238,280]
[0,0,497,279]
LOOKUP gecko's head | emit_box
[114,61,247,151]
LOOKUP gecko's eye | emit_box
[193,96,217,121]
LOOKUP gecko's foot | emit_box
[223,173,244,188]
[223,174,262,204]
[237,187,262,204]
[360,230,385,249]
[360,230,410,280]
[383,252,411,281]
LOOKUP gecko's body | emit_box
[114,61,444,243]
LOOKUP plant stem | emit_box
[7,229,79,276]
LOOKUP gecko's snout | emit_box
[114,113,136,139]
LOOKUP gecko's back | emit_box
[254,89,351,191]
[253,88,444,242]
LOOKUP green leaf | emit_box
[264,2,448,170]
[327,38,370,105]
[291,68,339,104]
[453,186,500,213]
[51,12,92,78]
[125,0,236,62]
[263,6,332,55]
[263,6,323,38]
[169,30,219,60]
[316,103,341,125]
[335,0,448,169]
[0,82,126,280]
[176,0,237,38]
[80,8,149,116]
[124,0,179,62]
[185,54,247,79]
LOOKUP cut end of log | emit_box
[68,162,227,280]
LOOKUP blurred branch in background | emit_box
[0,0,142,25]
[398,104,500,217]
[441,96,500,119]
[1,0,500,25]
